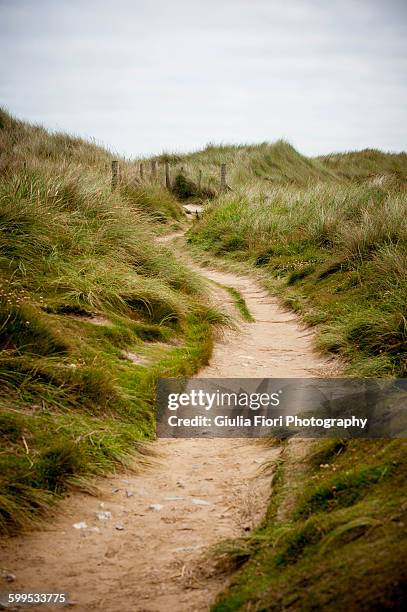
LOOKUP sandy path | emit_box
[0,247,331,612]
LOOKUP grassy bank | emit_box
[212,438,407,611]
[187,144,407,377]
[0,110,221,534]
[180,142,407,609]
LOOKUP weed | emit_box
[222,285,254,322]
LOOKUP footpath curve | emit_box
[0,233,332,612]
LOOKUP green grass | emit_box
[179,138,407,609]
[211,440,407,611]
[188,163,407,377]
[0,109,223,534]
[222,285,254,322]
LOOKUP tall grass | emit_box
[178,141,407,610]
[188,146,407,376]
[0,109,220,533]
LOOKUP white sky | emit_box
[0,0,406,158]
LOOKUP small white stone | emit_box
[172,545,202,553]
[5,573,16,583]
[191,498,211,506]
[95,511,112,520]
[148,503,163,511]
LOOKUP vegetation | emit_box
[222,285,254,322]
[176,141,407,609]
[0,110,221,534]
[1,110,406,608]
[171,170,215,202]
[186,142,407,377]
[211,439,407,611]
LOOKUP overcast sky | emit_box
[0,0,406,158]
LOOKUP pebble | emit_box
[5,573,16,583]
[95,511,112,520]
[115,523,125,531]
[72,522,88,530]
[148,504,163,511]
[191,498,211,506]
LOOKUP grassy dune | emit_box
[177,142,407,609]
[187,143,407,377]
[1,111,406,608]
[0,110,221,533]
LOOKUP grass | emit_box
[222,285,254,322]
[2,110,406,607]
[0,109,223,534]
[211,439,407,611]
[175,140,407,608]
[186,149,407,377]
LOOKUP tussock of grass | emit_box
[222,285,254,322]
[171,171,216,202]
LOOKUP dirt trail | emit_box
[0,238,332,612]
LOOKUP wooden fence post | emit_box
[165,162,171,189]
[111,160,118,190]
[139,162,144,180]
[151,160,157,180]
[220,163,226,192]
[198,169,202,191]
